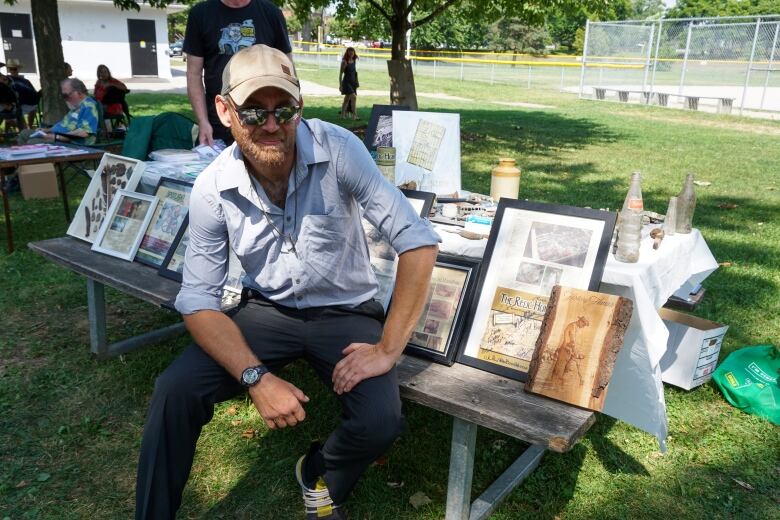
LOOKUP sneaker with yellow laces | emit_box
[295,454,347,520]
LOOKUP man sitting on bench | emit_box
[134,45,439,520]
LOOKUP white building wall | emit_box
[0,0,177,83]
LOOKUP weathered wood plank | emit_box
[29,237,180,307]
[397,355,595,452]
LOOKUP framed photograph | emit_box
[364,104,410,152]
[67,153,146,243]
[392,111,460,195]
[456,199,617,382]
[405,255,480,365]
[363,188,437,311]
[136,177,194,267]
[158,216,189,282]
[91,190,158,261]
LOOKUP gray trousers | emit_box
[135,293,404,519]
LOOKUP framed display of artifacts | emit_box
[364,104,410,152]
[392,111,460,195]
[136,177,193,267]
[67,153,146,243]
[456,199,617,382]
[363,189,437,311]
[158,216,189,282]
[91,190,158,261]
[405,255,480,365]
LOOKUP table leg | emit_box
[445,417,477,520]
[0,169,13,253]
[55,163,71,223]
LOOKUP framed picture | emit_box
[392,111,460,195]
[363,188,437,311]
[136,177,193,267]
[91,190,158,261]
[158,216,189,282]
[405,255,480,365]
[364,104,410,152]
[456,199,617,382]
[67,153,146,243]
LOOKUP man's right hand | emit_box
[198,120,214,146]
[249,373,309,429]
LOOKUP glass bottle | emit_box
[663,196,677,236]
[615,209,642,263]
[675,173,696,234]
[622,171,644,213]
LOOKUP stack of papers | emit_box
[0,144,49,160]
[148,148,201,163]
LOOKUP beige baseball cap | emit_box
[221,44,300,105]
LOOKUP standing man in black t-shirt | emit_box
[183,0,292,145]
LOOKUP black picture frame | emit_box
[157,215,189,282]
[405,254,480,366]
[364,104,410,152]
[136,177,194,268]
[400,188,436,218]
[455,199,617,382]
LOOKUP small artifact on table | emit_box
[650,228,664,249]
[525,286,633,411]
[398,180,417,190]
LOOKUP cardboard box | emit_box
[659,308,728,390]
[19,163,59,200]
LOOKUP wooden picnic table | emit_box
[29,236,595,520]
[1,144,104,253]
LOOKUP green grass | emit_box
[1,69,779,519]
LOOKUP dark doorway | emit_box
[127,19,158,76]
[0,13,37,74]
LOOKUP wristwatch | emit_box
[240,364,270,388]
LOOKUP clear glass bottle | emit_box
[622,171,644,213]
[675,173,696,234]
[663,196,677,236]
[615,209,642,263]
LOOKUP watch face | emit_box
[242,368,259,385]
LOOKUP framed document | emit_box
[91,190,158,261]
[456,199,616,381]
[136,177,193,267]
[364,104,410,152]
[67,153,145,243]
[158,216,189,282]
[405,255,480,365]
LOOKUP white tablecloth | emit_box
[435,223,719,447]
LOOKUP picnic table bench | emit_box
[30,236,595,520]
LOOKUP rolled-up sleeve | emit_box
[174,182,229,314]
[337,131,440,254]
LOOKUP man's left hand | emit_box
[332,343,397,394]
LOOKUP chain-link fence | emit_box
[580,16,780,115]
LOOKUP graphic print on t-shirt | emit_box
[218,19,256,55]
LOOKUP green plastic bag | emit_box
[712,344,779,425]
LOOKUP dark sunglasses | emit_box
[61,91,73,98]
[230,99,301,126]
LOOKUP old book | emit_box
[525,285,633,411]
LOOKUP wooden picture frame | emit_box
[405,255,480,365]
[364,104,410,152]
[91,190,158,261]
[136,177,194,267]
[66,153,145,243]
[157,215,189,282]
[400,188,435,218]
[456,199,617,382]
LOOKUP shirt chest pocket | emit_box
[298,214,361,284]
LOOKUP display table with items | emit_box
[0,143,105,252]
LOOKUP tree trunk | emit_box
[388,0,417,109]
[31,0,67,125]
[302,16,312,52]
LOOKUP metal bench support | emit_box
[87,278,187,358]
[445,416,547,520]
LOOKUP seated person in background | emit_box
[5,58,39,128]
[18,78,98,144]
[0,74,23,132]
[94,64,129,118]
[64,62,73,78]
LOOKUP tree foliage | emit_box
[668,0,780,19]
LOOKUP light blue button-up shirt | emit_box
[174,118,441,315]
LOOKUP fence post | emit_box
[649,20,663,98]
[578,19,591,98]
[433,59,437,80]
[642,24,655,99]
[760,22,779,110]
[740,18,762,116]
[527,64,532,88]
[679,22,693,95]
[460,60,464,81]
[560,66,565,91]
[491,63,495,85]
